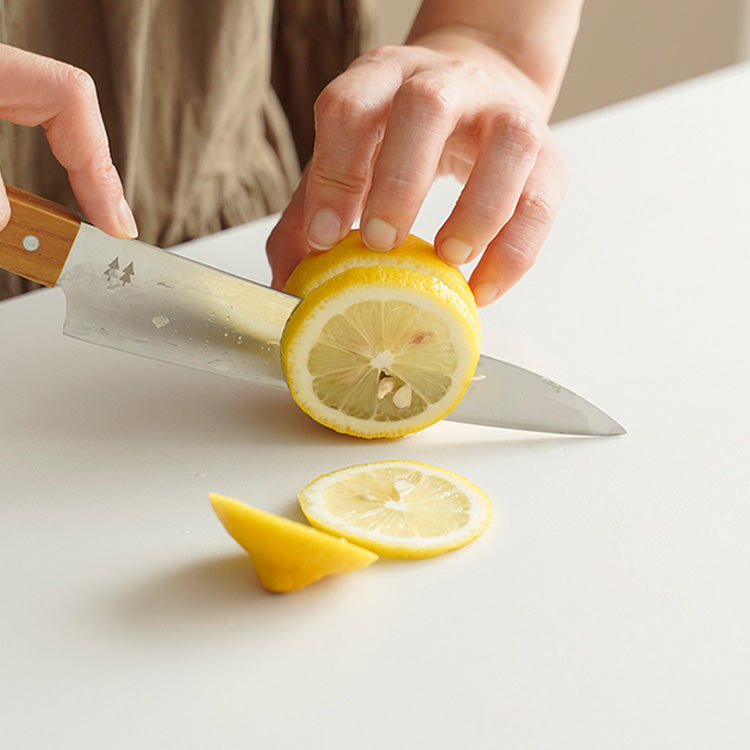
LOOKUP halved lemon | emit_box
[210,493,378,593]
[281,263,481,439]
[298,461,493,558]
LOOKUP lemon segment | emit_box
[281,265,480,439]
[210,493,378,593]
[298,461,493,558]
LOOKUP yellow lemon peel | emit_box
[281,246,481,438]
[210,493,378,593]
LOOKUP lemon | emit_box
[284,230,478,320]
[210,493,378,593]
[298,461,493,558]
[281,245,481,439]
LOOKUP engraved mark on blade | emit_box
[104,257,135,289]
[119,262,135,286]
[104,257,120,283]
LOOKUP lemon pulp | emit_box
[298,460,493,558]
[281,264,480,438]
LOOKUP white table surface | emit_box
[2,64,749,749]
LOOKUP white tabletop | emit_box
[2,64,749,749]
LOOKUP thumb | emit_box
[267,168,314,290]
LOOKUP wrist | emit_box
[407,4,582,117]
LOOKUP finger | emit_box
[359,69,463,251]
[469,136,568,305]
[0,174,9,231]
[302,56,405,251]
[267,168,310,290]
[43,69,138,238]
[0,44,136,238]
[434,107,542,266]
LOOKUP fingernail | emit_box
[439,237,473,265]
[118,197,138,239]
[307,208,341,250]
[362,217,397,251]
[473,283,500,307]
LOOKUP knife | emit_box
[0,185,624,436]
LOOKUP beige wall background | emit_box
[375,0,750,121]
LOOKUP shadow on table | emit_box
[7,344,348,448]
[97,549,368,647]
[98,553,274,641]
[111,553,265,615]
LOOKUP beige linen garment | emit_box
[0,0,373,299]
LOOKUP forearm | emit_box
[407,0,584,115]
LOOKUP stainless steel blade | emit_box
[58,223,297,389]
[447,354,625,436]
[57,223,624,436]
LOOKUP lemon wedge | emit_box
[298,461,493,558]
[210,493,378,593]
[281,253,481,439]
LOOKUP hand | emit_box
[267,43,568,306]
[0,43,137,238]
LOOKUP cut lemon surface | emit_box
[281,261,481,439]
[210,493,378,593]
[298,461,493,558]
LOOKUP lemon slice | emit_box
[281,264,481,439]
[298,461,493,558]
[210,493,378,593]
[284,230,478,321]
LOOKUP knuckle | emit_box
[397,75,456,121]
[495,194,555,277]
[507,248,536,277]
[498,236,539,278]
[516,189,556,228]
[461,195,512,229]
[379,170,423,198]
[86,140,119,187]
[446,58,488,86]
[60,64,98,102]
[357,44,401,66]
[493,109,543,154]
[314,83,377,132]
[310,161,369,198]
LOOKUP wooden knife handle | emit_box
[0,185,82,287]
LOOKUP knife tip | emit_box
[600,417,627,437]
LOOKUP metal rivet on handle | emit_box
[22,235,40,252]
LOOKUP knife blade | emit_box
[0,185,624,436]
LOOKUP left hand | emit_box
[266,43,568,306]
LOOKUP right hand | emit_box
[0,43,137,238]
[266,43,567,307]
